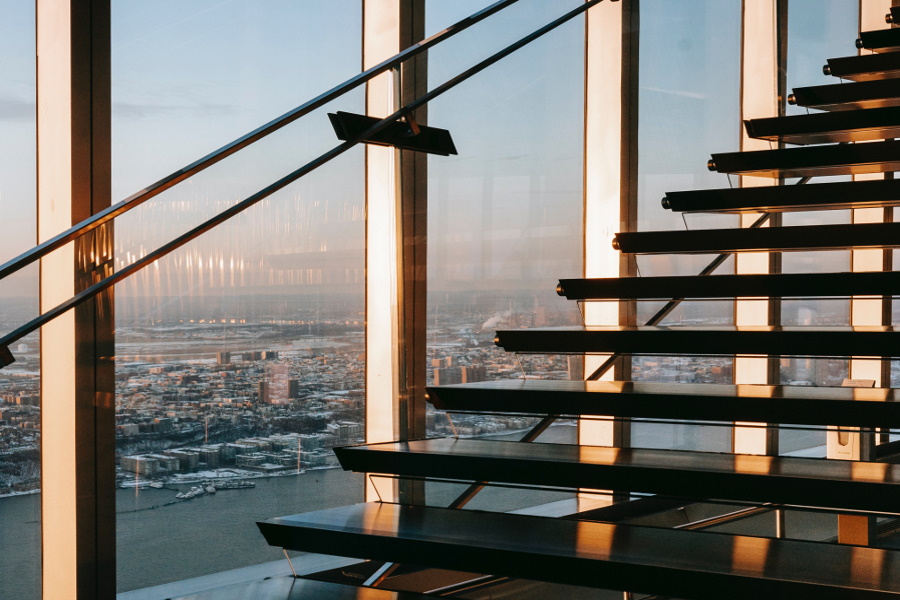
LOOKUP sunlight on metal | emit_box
[580,0,622,457]
[734,0,778,456]
[850,541,886,577]
[731,535,772,575]
[365,0,402,503]
[38,1,77,597]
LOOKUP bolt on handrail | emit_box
[0,0,608,365]
[0,0,522,284]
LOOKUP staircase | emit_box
[258,11,900,600]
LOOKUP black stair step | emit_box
[425,379,900,428]
[707,140,900,178]
[612,221,900,254]
[335,438,900,514]
[789,78,900,111]
[193,578,443,599]
[493,326,900,357]
[557,271,900,300]
[570,494,690,524]
[890,7,900,25]
[258,503,900,599]
[858,28,900,53]
[824,51,900,82]
[745,107,900,144]
[662,179,900,214]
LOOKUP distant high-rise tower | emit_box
[460,366,487,383]
[434,367,462,386]
[567,355,584,380]
[262,363,291,405]
[257,381,270,404]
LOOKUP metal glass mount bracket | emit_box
[329,111,458,156]
[0,345,13,367]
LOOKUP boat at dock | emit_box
[175,486,205,500]
[212,479,255,490]
[174,479,254,500]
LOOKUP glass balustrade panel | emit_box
[111,2,365,592]
[0,2,40,598]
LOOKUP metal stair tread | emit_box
[257,502,900,599]
[790,78,900,111]
[425,379,900,427]
[708,140,900,178]
[335,438,900,513]
[557,271,900,300]
[493,325,900,357]
[744,107,900,144]
[612,221,900,254]
[661,179,900,213]
[825,51,900,81]
[858,28,900,53]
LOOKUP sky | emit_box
[0,0,865,303]
[0,0,587,303]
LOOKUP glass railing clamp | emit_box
[328,111,458,156]
[0,345,14,368]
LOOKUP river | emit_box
[0,425,580,597]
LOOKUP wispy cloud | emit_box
[642,86,707,100]
[0,97,35,121]
[0,96,236,121]
[113,100,236,119]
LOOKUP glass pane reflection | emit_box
[0,1,40,598]
[112,2,365,591]
[425,0,585,439]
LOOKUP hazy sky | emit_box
[0,0,864,301]
[0,0,36,265]
[0,0,587,301]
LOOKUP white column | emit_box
[364,0,403,501]
[733,0,779,455]
[580,0,630,451]
[825,0,883,546]
[825,0,889,466]
[37,1,114,598]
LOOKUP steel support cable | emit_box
[0,0,607,359]
[0,0,523,283]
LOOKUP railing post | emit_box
[733,0,782,456]
[37,0,114,598]
[580,0,635,454]
[363,0,427,504]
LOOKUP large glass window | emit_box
[424,0,584,446]
[779,0,856,369]
[0,2,40,598]
[111,2,365,591]
[631,0,742,452]
[779,0,857,456]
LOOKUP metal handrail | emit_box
[0,0,608,360]
[0,0,522,284]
